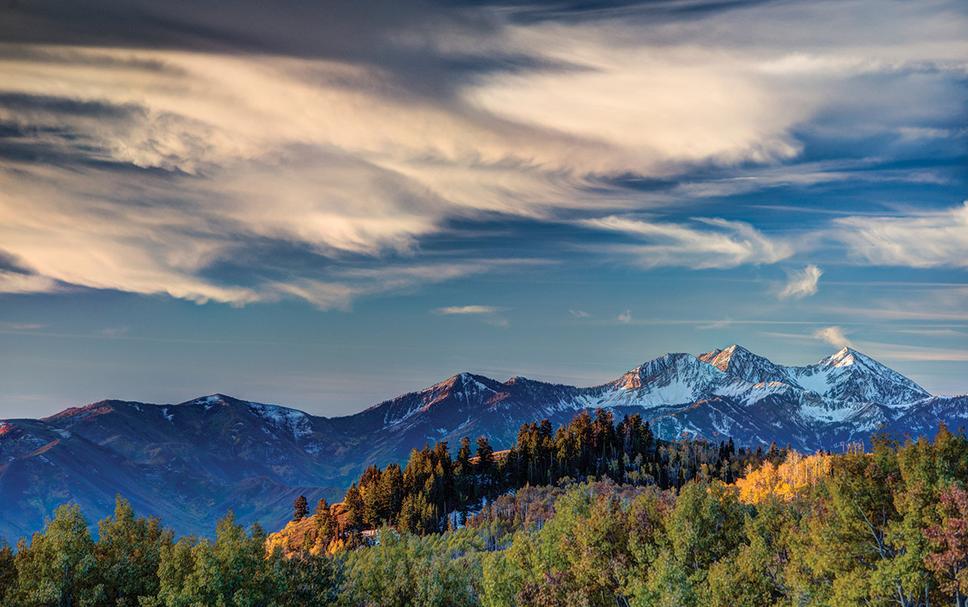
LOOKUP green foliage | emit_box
[94,496,172,606]
[0,540,15,600]
[149,512,277,607]
[269,552,342,607]
[339,529,482,607]
[338,410,768,539]
[1,422,964,607]
[7,504,100,606]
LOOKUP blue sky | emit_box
[0,0,966,418]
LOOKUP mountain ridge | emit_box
[1,344,964,540]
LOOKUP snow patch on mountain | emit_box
[246,402,313,440]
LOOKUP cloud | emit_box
[434,304,510,328]
[277,261,533,310]
[778,264,823,299]
[0,270,63,295]
[813,326,853,348]
[569,309,591,318]
[697,319,733,330]
[0,0,963,307]
[0,321,47,331]
[582,216,794,269]
[820,286,968,322]
[833,202,968,268]
[435,305,504,315]
[859,342,968,363]
[617,309,632,323]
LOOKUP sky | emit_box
[0,0,966,419]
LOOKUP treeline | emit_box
[319,409,779,541]
[1,425,966,607]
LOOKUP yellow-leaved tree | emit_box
[736,451,833,504]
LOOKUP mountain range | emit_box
[1,344,965,540]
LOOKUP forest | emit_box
[1,411,966,607]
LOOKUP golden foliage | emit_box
[735,451,833,504]
[264,515,347,558]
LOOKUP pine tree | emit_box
[314,498,335,547]
[344,483,364,531]
[293,495,309,521]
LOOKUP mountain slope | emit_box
[1,345,963,540]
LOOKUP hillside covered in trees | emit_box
[284,409,778,552]
[1,412,966,607]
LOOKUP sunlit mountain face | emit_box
[2,345,964,539]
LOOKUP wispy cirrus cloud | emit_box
[0,270,62,295]
[859,342,968,362]
[778,264,823,299]
[581,215,793,269]
[833,202,968,268]
[819,286,968,322]
[0,321,46,331]
[0,0,963,310]
[434,305,504,315]
[434,304,510,328]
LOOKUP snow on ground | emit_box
[247,402,313,440]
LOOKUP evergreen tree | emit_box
[376,464,405,525]
[476,436,495,497]
[293,495,309,521]
[343,483,364,531]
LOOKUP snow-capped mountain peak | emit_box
[698,344,790,384]
[818,346,885,370]
[788,346,929,407]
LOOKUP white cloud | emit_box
[0,0,963,305]
[582,216,794,269]
[0,270,63,295]
[434,305,503,315]
[778,264,823,299]
[617,309,632,324]
[569,309,591,318]
[434,304,510,328]
[813,326,854,348]
[277,262,530,311]
[833,202,968,268]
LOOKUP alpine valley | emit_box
[1,345,965,540]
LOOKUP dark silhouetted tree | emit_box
[293,495,308,521]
